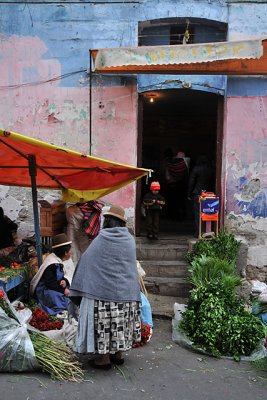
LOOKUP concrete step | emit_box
[148,293,188,320]
[140,260,189,278]
[144,276,192,297]
[136,243,188,261]
[136,235,191,245]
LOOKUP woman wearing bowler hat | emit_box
[30,233,72,315]
[70,204,141,369]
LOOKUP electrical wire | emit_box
[0,69,87,90]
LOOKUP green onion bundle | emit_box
[29,331,84,381]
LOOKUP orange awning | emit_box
[92,38,267,75]
[0,129,151,202]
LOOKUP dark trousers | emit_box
[146,209,160,236]
[192,195,200,235]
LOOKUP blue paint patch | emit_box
[239,176,248,190]
[228,77,267,97]
[238,187,267,218]
[138,74,226,95]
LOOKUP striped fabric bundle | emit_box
[166,158,188,182]
[77,201,103,239]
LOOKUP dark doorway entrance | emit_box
[137,88,222,236]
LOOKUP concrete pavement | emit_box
[0,319,267,400]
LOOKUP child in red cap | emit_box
[143,181,165,240]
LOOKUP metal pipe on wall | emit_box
[89,49,92,155]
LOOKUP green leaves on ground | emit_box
[180,282,265,360]
[181,231,265,361]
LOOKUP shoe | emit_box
[110,355,125,365]
[89,359,112,370]
[147,234,153,239]
[153,235,158,240]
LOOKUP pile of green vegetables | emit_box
[180,231,265,361]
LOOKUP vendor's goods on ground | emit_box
[173,232,267,364]
[133,323,152,348]
[28,306,64,331]
[0,288,83,381]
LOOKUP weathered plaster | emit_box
[224,96,267,277]
[226,214,267,280]
[0,32,138,236]
[0,0,267,265]
[228,3,267,40]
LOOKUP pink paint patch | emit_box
[47,112,60,124]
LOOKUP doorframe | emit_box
[135,88,225,234]
[216,95,225,228]
[135,95,143,236]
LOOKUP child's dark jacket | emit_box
[143,192,165,211]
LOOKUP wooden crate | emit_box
[39,200,67,238]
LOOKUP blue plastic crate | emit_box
[0,273,25,292]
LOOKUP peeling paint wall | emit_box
[0,0,267,276]
[224,1,267,279]
[224,95,267,280]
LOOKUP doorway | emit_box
[137,88,222,236]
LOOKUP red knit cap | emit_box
[150,181,160,191]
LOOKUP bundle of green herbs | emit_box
[186,231,240,264]
[188,255,241,289]
[180,282,265,360]
[180,231,265,360]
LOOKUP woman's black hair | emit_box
[53,244,71,259]
[103,215,126,229]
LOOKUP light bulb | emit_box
[149,97,154,103]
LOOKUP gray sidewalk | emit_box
[0,319,266,400]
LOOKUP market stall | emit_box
[0,128,151,295]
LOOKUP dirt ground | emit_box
[0,319,267,400]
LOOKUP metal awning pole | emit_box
[89,49,92,155]
[28,154,42,267]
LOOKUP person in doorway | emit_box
[165,151,189,220]
[69,204,141,370]
[30,233,72,315]
[0,207,18,250]
[187,155,214,237]
[143,181,165,240]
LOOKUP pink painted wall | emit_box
[0,36,89,151]
[0,35,138,216]
[91,84,138,209]
[224,97,267,216]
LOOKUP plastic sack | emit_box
[42,315,78,351]
[251,280,267,294]
[172,318,267,361]
[0,301,39,372]
[11,302,78,351]
[137,261,146,278]
[173,302,187,321]
[258,289,267,304]
[141,292,153,327]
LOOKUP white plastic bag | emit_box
[42,316,78,351]
[258,289,267,303]
[0,304,39,372]
[173,303,187,321]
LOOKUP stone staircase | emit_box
[136,235,192,319]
